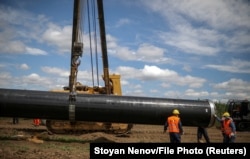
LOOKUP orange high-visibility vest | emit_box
[33,119,40,126]
[167,116,180,133]
[223,119,232,135]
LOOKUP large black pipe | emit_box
[0,88,216,127]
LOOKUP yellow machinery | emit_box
[47,75,133,134]
[46,0,133,134]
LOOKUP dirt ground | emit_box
[0,118,249,159]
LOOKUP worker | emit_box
[197,126,210,143]
[214,112,236,143]
[214,114,226,142]
[12,117,19,124]
[222,112,236,143]
[33,118,40,126]
[214,113,227,142]
[163,109,183,143]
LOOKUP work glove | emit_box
[229,132,235,138]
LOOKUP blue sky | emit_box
[0,0,249,103]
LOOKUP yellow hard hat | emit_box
[223,112,230,117]
[172,109,180,115]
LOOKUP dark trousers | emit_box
[169,132,181,143]
[13,118,19,124]
[222,133,226,143]
[197,127,210,143]
[224,135,235,143]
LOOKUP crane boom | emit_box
[97,0,110,94]
[69,0,110,95]
[69,0,83,100]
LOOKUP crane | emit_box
[45,0,132,134]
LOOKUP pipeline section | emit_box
[0,88,216,127]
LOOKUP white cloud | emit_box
[42,23,72,53]
[185,89,209,98]
[225,31,250,53]
[41,66,97,87]
[0,4,73,56]
[182,65,192,72]
[0,72,12,88]
[121,80,129,86]
[0,72,68,91]
[134,84,142,89]
[205,59,250,73]
[150,89,158,93]
[26,47,47,55]
[41,66,69,77]
[115,18,131,28]
[0,5,50,55]
[21,74,48,85]
[158,25,221,56]
[213,78,250,99]
[214,78,250,92]
[142,0,250,55]
[0,40,26,54]
[20,63,29,70]
[161,83,171,88]
[124,87,145,97]
[133,89,143,94]
[115,65,206,88]
[4,73,52,90]
[107,34,173,63]
[137,43,165,60]
[163,90,182,99]
[141,65,177,80]
[177,75,205,88]
[142,0,250,30]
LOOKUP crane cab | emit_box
[226,99,250,131]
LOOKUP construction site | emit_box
[0,0,249,158]
[0,118,249,159]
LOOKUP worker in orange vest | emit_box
[163,109,183,143]
[214,112,235,143]
[222,112,236,143]
[33,118,40,126]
